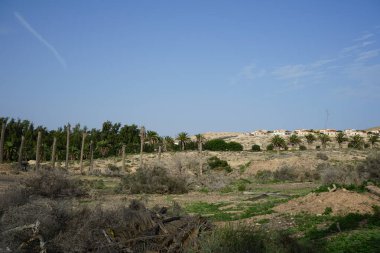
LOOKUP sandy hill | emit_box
[366,126,380,131]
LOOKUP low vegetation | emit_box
[119,166,188,194]
[204,139,243,151]
[207,156,232,173]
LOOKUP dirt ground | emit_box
[273,189,380,215]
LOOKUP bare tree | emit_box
[18,136,25,167]
[140,126,146,167]
[195,134,205,176]
[36,131,42,170]
[89,140,94,172]
[65,123,70,170]
[122,144,126,171]
[0,121,6,163]
[79,132,87,174]
[158,145,162,161]
[51,137,57,168]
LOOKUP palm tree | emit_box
[271,135,286,154]
[305,133,316,149]
[368,133,379,149]
[146,130,159,146]
[349,134,364,149]
[335,132,348,149]
[319,134,331,149]
[176,132,190,151]
[163,136,174,151]
[195,134,205,152]
[288,134,301,150]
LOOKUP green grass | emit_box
[185,202,234,221]
[324,228,380,253]
[185,198,287,222]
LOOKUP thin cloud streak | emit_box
[356,49,380,61]
[14,12,67,69]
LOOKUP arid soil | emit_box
[273,189,380,215]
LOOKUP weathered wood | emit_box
[36,131,42,170]
[18,135,25,167]
[51,137,57,168]
[122,144,126,171]
[89,140,94,172]
[79,132,87,174]
[0,121,6,163]
[140,126,145,168]
[65,123,70,170]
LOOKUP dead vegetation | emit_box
[119,166,189,194]
[0,198,212,252]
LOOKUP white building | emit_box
[251,130,269,136]
[293,129,312,136]
[272,129,291,136]
[319,129,338,137]
[344,129,367,137]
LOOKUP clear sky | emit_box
[1,0,379,136]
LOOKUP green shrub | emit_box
[204,139,243,151]
[227,141,243,151]
[204,139,228,151]
[220,186,233,193]
[90,179,106,189]
[237,184,246,192]
[323,207,333,215]
[207,156,232,173]
[266,144,274,151]
[192,225,314,253]
[299,145,307,150]
[251,144,261,152]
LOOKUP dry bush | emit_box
[320,163,361,185]
[23,168,87,198]
[1,200,211,253]
[0,186,29,216]
[273,166,298,181]
[357,152,380,183]
[121,166,188,194]
[255,170,274,183]
[316,152,329,161]
[0,199,70,252]
[55,203,155,252]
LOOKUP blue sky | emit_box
[1,0,379,136]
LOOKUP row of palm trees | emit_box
[270,132,379,152]
[144,131,205,152]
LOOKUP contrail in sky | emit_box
[14,12,67,69]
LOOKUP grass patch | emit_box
[185,202,234,221]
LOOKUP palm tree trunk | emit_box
[65,124,70,170]
[122,144,126,171]
[140,126,145,168]
[18,136,25,167]
[51,137,57,168]
[89,140,94,172]
[0,122,6,163]
[79,132,86,174]
[36,131,42,170]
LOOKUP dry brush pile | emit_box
[0,169,212,253]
